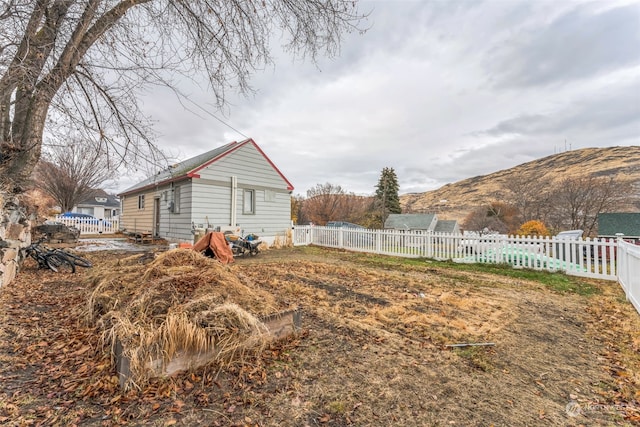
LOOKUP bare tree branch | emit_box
[1,0,366,193]
[34,137,113,212]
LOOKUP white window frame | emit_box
[173,186,181,214]
[243,189,255,214]
[138,194,145,210]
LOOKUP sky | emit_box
[109,0,640,197]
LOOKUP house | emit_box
[384,213,438,231]
[118,139,294,244]
[384,213,459,234]
[598,212,640,244]
[434,219,460,234]
[73,189,120,220]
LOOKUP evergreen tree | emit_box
[375,167,401,225]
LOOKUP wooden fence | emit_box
[292,226,640,314]
[54,216,120,234]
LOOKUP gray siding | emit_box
[197,144,290,190]
[192,143,292,240]
[190,181,234,229]
[159,181,194,241]
[190,181,291,239]
[127,141,293,244]
[235,188,291,237]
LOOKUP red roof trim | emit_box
[119,138,294,196]
[187,140,243,175]
[249,139,295,191]
[188,138,294,191]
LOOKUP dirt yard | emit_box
[1,245,638,426]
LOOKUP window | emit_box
[138,194,145,209]
[243,189,255,214]
[173,186,181,213]
[265,190,276,202]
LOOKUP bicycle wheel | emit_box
[46,254,76,274]
[56,250,92,268]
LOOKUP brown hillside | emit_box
[400,146,640,222]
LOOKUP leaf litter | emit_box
[0,246,638,426]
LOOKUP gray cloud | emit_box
[122,0,640,198]
[481,78,640,138]
[487,2,640,88]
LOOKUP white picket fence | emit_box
[53,216,120,234]
[617,240,640,314]
[292,225,640,314]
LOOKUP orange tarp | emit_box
[192,231,234,264]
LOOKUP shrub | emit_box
[517,220,550,236]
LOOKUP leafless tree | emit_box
[34,139,112,212]
[0,1,365,195]
[546,175,632,236]
[302,183,348,225]
[298,183,373,226]
[461,205,509,234]
[503,173,554,224]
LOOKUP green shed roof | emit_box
[598,213,640,237]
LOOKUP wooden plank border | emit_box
[115,308,302,388]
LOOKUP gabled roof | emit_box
[77,189,120,208]
[434,220,459,234]
[119,138,294,196]
[384,213,437,230]
[598,213,640,237]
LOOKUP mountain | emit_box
[400,146,640,223]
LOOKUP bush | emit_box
[517,220,549,236]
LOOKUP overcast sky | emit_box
[111,0,640,197]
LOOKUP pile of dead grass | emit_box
[84,249,284,389]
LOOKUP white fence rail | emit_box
[293,226,640,314]
[617,240,640,314]
[54,216,120,234]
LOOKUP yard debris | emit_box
[192,231,235,264]
[33,222,80,243]
[2,246,640,425]
[84,248,291,389]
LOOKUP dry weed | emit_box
[83,249,291,389]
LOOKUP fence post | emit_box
[616,234,625,294]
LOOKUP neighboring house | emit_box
[434,219,460,234]
[118,138,294,244]
[384,213,438,231]
[598,212,640,244]
[73,189,120,220]
[384,213,459,234]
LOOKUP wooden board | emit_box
[116,308,301,388]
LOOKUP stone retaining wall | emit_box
[0,195,31,288]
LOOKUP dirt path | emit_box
[0,246,638,426]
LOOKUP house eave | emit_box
[118,176,191,197]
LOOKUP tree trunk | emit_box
[0,98,50,194]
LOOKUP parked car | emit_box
[59,212,112,227]
[555,230,583,240]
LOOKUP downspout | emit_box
[230,176,237,226]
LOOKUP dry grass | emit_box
[84,249,290,389]
[3,246,638,426]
